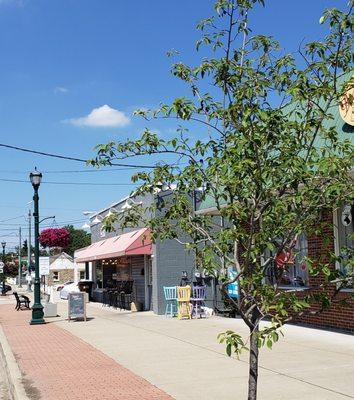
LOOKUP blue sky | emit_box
[0,0,348,250]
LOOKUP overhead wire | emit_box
[0,215,25,223]
[0,217,86,227]
[0,167,142,174]
[0,143,158,168]
[0,178,137,186]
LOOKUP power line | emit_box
[43,168,141,173]
[0,215,24,223]
[0,218,86,227]
[0,178,137,186]
[0,167,142,174]
[0,143,157,169]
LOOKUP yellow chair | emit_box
[177,286,192,320]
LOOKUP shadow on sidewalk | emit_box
[45,316,95,324]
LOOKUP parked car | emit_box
[60,282,80,300]
[56,281,74,292]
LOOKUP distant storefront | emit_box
[75,228,152,310]
[75,193,198,314]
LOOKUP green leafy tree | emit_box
[22,239,29,256]
[91,1,353,399]
[4,262,18,278]
[63,225,91,257]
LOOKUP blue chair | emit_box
[163,286,177,317]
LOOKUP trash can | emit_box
[78,281,94,301]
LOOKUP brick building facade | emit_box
[292,209,354,332]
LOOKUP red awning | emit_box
[74,228,152,263]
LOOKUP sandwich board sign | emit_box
[39,257,50,276]
[68,292,86,322]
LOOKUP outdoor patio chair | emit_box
[116,281,134,310]
[123,293,132,310]
[108,290,116,308]
[190,286,206,319]
[176,285,192,320]
[163,286,177,317]
[124,280,134,295]
[117,291,125,310]
[102,289,110,307]
[13,292,30,311]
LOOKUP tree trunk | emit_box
[248,326,259,400]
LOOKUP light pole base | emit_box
[30,304,45,325]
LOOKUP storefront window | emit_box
[118,257,132,280]
[99,258,132,288]
[96,261,103,288]
[278,233,309,288]
[265,233,309,288]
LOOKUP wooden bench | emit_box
[13,292,31,311]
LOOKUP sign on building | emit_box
[227,267,238,299]
[341,205,352,227]
[339,78,354,126]
[0,262,4,273]
[39,257,50,276]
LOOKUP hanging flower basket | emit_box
[39,228,71,248]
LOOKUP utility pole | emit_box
[27,206,32,292]
[18,227,22,288]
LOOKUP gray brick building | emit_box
[75,191,197,314]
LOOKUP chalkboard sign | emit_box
[68,292,86,321]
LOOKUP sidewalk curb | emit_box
[0,324,30,400]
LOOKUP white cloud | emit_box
[54,86,69,94]
[65,105,130,128]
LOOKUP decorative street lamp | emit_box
[1,241,6,296]
[29,168,45,325]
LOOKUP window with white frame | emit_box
[79,271,85,280]
[52,271,59,281]
[335,204,353,281]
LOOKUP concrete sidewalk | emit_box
[52,300,354,400]
[1,293,354,400]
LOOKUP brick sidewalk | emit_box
[0,305,173,400]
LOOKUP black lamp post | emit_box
[1,241,6,296]
[29,168,45,325]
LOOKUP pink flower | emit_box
[39,228,71,248]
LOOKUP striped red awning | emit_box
[74,228,151,263]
